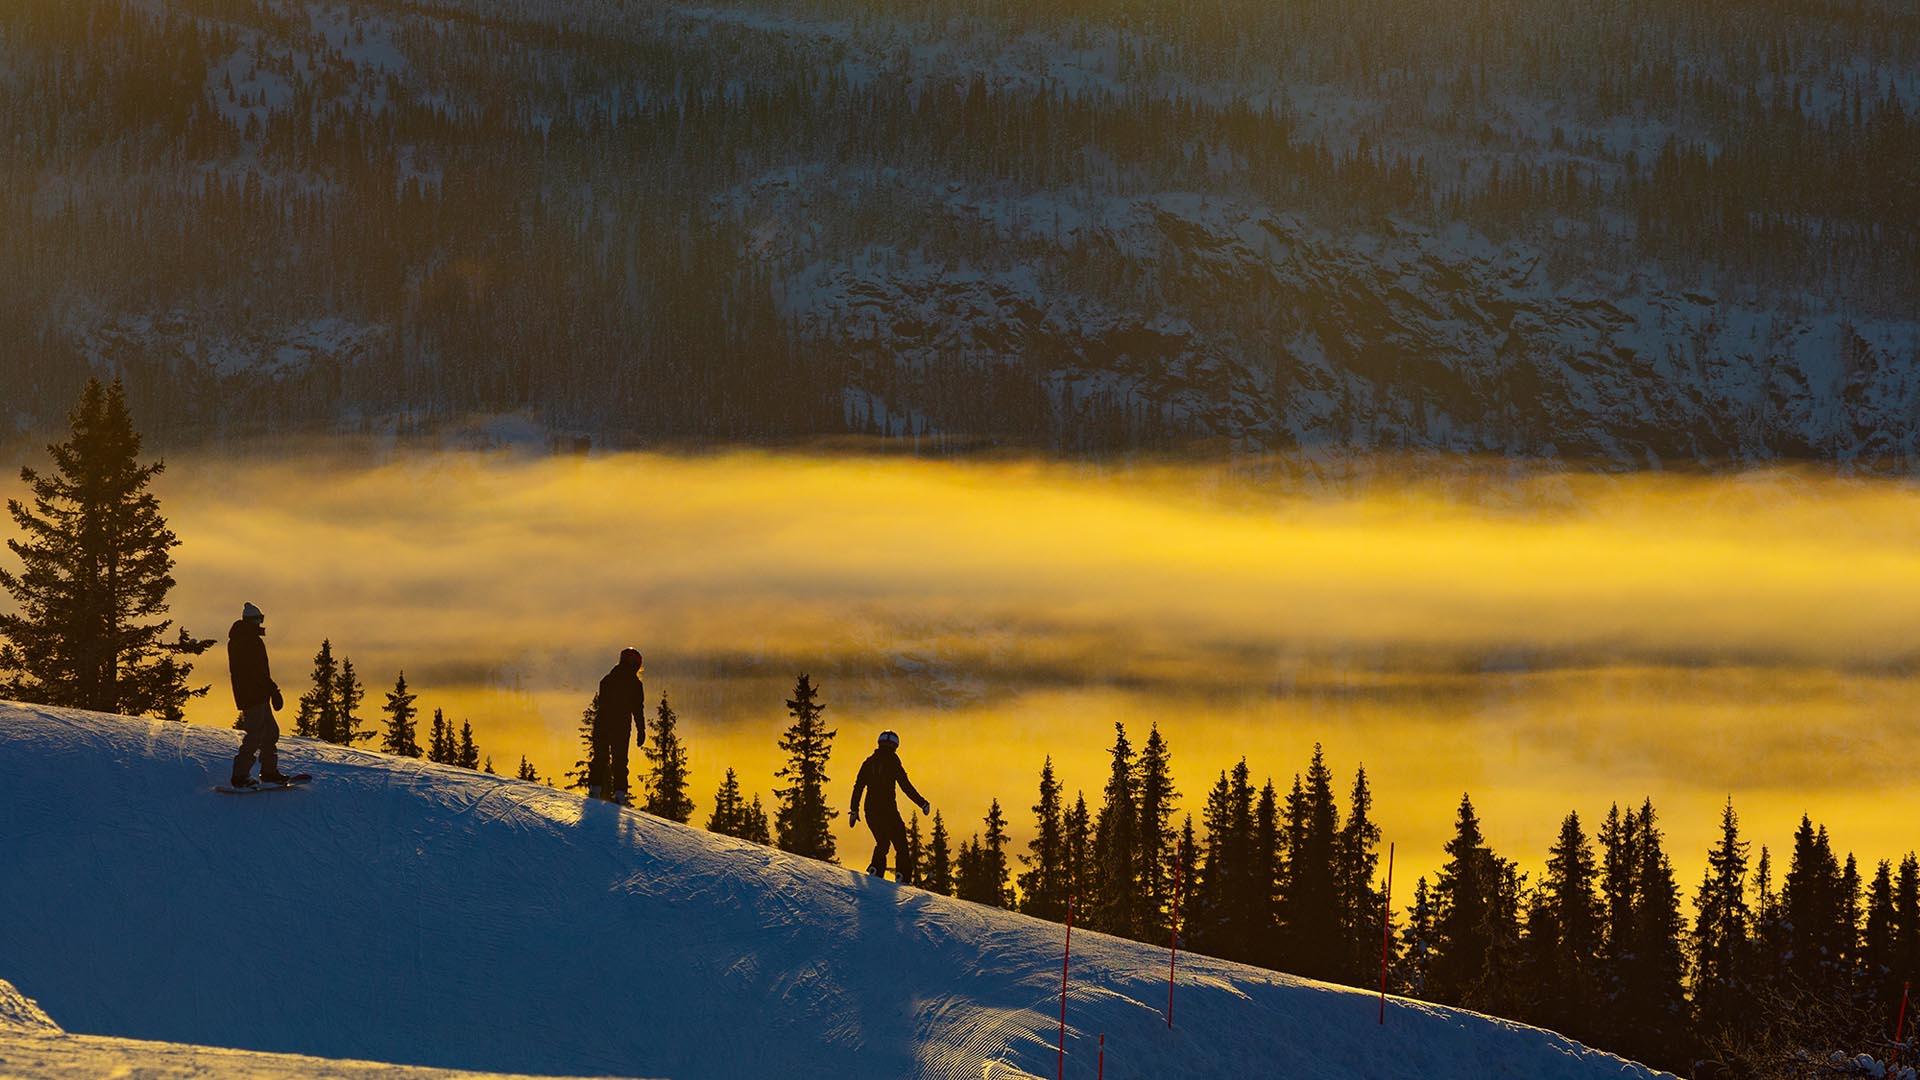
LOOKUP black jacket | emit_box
[227,619,276,710]
[597,662,646,746]
[851,747,926,821]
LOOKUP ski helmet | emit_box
[877,729,900,749]
[619,647,643,667]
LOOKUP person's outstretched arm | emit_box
[850,758,871,822]
[897,762,929,813]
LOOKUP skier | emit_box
[850,730,930,883]
[590,647,646,803]
[227,602,292,788]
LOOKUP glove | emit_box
[917,798,931,816]
[849,808,860,827]
[270,685,284,712]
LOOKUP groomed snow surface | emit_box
[0,705,1671,1079]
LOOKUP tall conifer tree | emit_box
[296,640,340,739]
[1336,766,1383,986]
[923,811,955,896]
[643,695,694,823]
[1020,757,1068,921]
[772,674,837,861]
[1063,792,1092,912]
[380,672,422,757]
[1135,725,1178,939]
[1089,723,1140,936]
[0,378,212,720]
[456,720,480,769]
[334,657,370,744]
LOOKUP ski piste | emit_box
[215,773,312,795]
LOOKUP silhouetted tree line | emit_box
[891,722,1916,1077]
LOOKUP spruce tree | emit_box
[905,814,925,884]
[1894,854,1920,1001]
[923,811,955,896]
[296,640,341,740]
[772,674,837,862]
[483,756,495,775]
[456,720,480,769]
[1193,771,1234,954]
[1783,815,1844,990]
[1396,876,1436,997]
[1253,779,1281,967]
[1089,722,1140,936]
[978,799,1012,908]
[1691,798,1753,1045]
[427,708,455,764]
[1336,766,1383,987]
[1430,794,1495,1006]
[1175,813,1200,943]
[1538,810,1604,1040]
[741,795,772,845]
[1620,800,1689,1068]
[0,378,212,721]
[1751,845,1787,985]
[1597,801,1640,1034]
[707,767,748,837]
[1135,725,1178,940]
[642,695,694,823]
[1281,745,1342,980]
[380,672,422,757]
[516,755,539,782]
[956,836,987,903]
[1019,756,1068,921]
[1062,792,1093,910]
[1840,853,1863,978]
[334,657,370,744]
[1863,860,1897,1007]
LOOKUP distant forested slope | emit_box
[3,0,1917,462]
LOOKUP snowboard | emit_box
[216,773,312,795]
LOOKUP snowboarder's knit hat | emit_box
[242,602,264,622]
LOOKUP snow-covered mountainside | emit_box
[0,979,634,1080]
[0,703,1669,1079]
[4,0,1916,463]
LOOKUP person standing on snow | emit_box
[591,647,646,803]
[228,602,291,788]
[850,730,930,883]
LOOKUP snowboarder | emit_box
[227,602,292,788]
[590,647,646,803]
[850,730,930,884]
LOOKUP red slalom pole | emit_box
[1377,841,1395,1026]
[1894,980,1911,1065]
[1097,1033,1106,1079]
[1058,896,1074,1080]
[1167,835,1184,1029]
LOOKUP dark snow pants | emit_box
[867,812,912,884]
[589,716,630,794]
[233,702,279,780]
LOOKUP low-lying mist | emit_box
[142,447,1920,885]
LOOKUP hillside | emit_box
[3,0,1917,462]
[0,703,1669,1079]
[0,979,633,1080]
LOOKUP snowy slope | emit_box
[0,978,635,1080]
[0,704,1670,1079]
